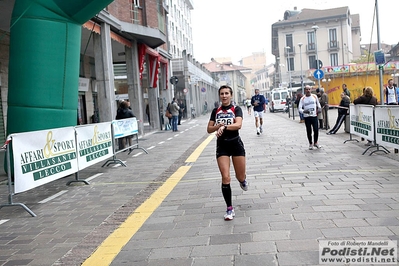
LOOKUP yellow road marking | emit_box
[91,168,397,186]
[82,166,191,266]
[81,126,397,265]
[90,168,397,186]
[185,134,214,163]
[82,135,214,266]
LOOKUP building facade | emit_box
[271,6,361,90]
[167,0,194,59]
[254,63,275,96]
[167,0,219,118]
[271,6,399,105]
[239,52,267,99]
[203,59,248,105]
[0,0,173,139]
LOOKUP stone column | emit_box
[183,51,192,118]
[146,55,160,131]
[147,85,158,130]
[125,41,144,135]
[93,23,116,122]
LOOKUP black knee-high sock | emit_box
[221,183,232,208]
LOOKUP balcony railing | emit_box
[307,43,315,51]
[284,46,296,56]
[328,41,339,51]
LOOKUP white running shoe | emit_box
[224,208,235,221]
[240,179,249,191]
[309,144,313,150]
[314,143,321,149]
[260,127,263,133]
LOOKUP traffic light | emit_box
[314,60,323,69]
[169,76,179,85]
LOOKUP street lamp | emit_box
[285,46,294,120]
[277,57,283,88]
[312,25,321,90]
[278,62,284,89]
[312,25,329,129]
[298,43,304,95]
[285,46,292,92]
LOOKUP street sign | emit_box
[183,88,188,94]
[313,69,324,80]
[169,76,178,85]
[374,50,385,65]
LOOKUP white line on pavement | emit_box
[0,219,9,225]
[38,190,68,204]
[113,161,126,167]
[85,173,103,182]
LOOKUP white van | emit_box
[270,89,290,112]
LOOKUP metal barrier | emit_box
[0,119,148,216]
[102,118,148,167]
[347,104,399,155]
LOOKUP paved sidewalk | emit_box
[1,109,398,265]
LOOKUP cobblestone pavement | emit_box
[0,109,398,266]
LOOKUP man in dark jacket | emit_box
[326,93,350,135]
[116,100,135,150]
[116,100,135,119]
[178,100,185,125]
[353,87,378,106]
[295,91,304,123]
[353,87,378,146]
[319,88,330,130]
[342,83,351,99]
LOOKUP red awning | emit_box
[138,44,168,88]
[83,21,132,48]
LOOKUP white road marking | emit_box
[38,190,68,204]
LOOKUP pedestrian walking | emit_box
[245,98,252,115]
[319,87,330,130]
[251,88,266,135]
[295,91,304,123]
[326,93,350,135]
[170,98,180,131]
[178,100,185,125]
[264,97,269,113]
[353,86,378,146]
[342,83,351,99]
[298,85,322,150]
[145,103,150,125]
[116,100,136,151]
[384,78,398,105]
[165,103,172,126]
[207,85,248,221]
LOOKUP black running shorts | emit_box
[216,137,245,158]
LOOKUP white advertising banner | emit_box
[12,127,78,194]
[78,77,90,92]
[112,118,138,139]
[349,104,374,141]
[374,106,399,149]
[75,122,113,170]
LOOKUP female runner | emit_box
[207,85,248,220]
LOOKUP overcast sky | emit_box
[191,0,398,65]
